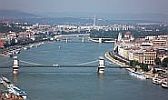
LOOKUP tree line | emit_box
[0,23,25,33]
[90,30,168,38]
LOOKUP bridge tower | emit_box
[65,38,68,43]
[82,37,85,42]
[97,57,105,74]
[117,32,122,42]
[98,38,103,43]
[12,56,19,74]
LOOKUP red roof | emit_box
[0,39,5,48]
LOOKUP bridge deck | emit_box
[0,65,132,68]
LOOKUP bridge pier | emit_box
[65,38,68,43]
[98,38,103,43]
[82,37,85,42]
[97,57,105,74]
[12,56,19,74]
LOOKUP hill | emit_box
[0,10,38,19]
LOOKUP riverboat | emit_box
[126,68,146,80]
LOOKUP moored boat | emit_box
[8,84,27,99]
[126,68,146,80]
[1,76,11,84]
[152,77,163,85]
[0,78,3,84]
[161,81,168,88]
[161,78,168,89]
[1,76,27,99]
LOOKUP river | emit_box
[0,39,167,100]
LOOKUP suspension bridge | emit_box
[0,56,132,74]
[0,58,130,68]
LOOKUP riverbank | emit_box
[105,51,128,67]
[0,92,24,100]
[105,51,155,79]
[0,41,46,58]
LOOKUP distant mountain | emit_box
[39,12,168,22]
[107,13,168,22]
[0,10,167,24]
[0,10,38,19]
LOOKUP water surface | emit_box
[0,40,167,100]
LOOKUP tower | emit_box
[97,57,105,74]
[12,56,19,74]
[117,32,122,42]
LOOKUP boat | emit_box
[0,78,3,84]
[1,76,11,84]
[59,46,61,49]
[8,84,27,99]
[152,77,162,85]
[161,81,168,88]
[8,52,13,58]
[161,79,168,88]
[1,76,27,99]
[126,68,146,80]
[23,47,28,50]
[15,49,21,54]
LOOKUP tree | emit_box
[130,60,149,72]
[130,60,139,67]
[140,63,149,72]
[154,57,161,65]
[152,68,157,74]
[161,57,168,68]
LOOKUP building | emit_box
[140,42,153,49]
[122,32,134,42]
[128,47,141,61]
[145,36,157,40]
[156,49,168,61]
[124,31,132,39]
[143,49,157,65]
[133,51,144,63]
[152,39,167,47]
[130,49,156,65]
[116,32,167,66]
[117,32,122,42]
[118,46,129,60]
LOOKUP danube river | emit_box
[0,39,168,100]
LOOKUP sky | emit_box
[0,0,168,16]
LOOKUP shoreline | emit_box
[105,51,168,83]
[0,41,47,58]
[104,51,155,79]
[104,51,128,67]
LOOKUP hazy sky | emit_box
[0,0,168,14]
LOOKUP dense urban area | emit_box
[0,18,168,99]
[1,0,168,99]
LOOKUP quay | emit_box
[105,51,168,88]
[0,41,45,58]
[104,51,128,67]
[0,76,27,100]
[105,51,154,79]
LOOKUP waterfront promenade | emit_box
[1,41,168,100]
[105,51,128,67]
[105,51,155,79]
